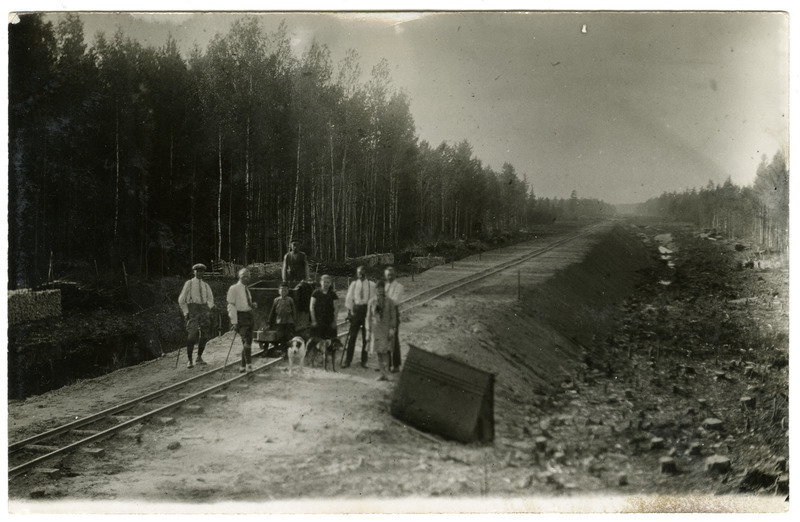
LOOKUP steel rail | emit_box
[9,221,604,477]
[8,336,271,454]
[8,357,283,478]
[332,221,605,343]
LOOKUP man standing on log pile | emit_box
[282,238,313,333]
[178,263,215,368]
[282,238,310,284]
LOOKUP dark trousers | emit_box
[390,315,402,369]
[186,303,211,361]
[275,323,295,352]
[345,304,368,365]
[237,311,254,367]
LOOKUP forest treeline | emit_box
[635,151,789,252]
[9,14,614,289]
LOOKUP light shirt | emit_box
[226,281,254,325]
[178,277,214,315]
[385,280,404,306]
[345,278,376,311]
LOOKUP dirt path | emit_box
[7,221,789,513]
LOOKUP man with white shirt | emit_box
[343,265,375,369]
[178,263,215,368]
[384,266,404,373]
[227,268,257,373]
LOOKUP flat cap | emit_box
[192,263,207,271]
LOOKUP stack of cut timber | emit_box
[412,256,446,269]
[245,262,283,281]
[8,289,62,325]
[346,253,395,268]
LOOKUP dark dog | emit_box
[306,338,343,371]
[306,337,323,368]
[324,338,343,372]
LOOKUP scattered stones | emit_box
[209,394,228,401]
[702,418,724,431]
[698,398,708,408]
[776,475,789,495]
[553,451,567,464]
[167,441,181,451]
[739,396,756,409]
[744,366,760,378]
[36,468,61,479]
[517,474,534,489]
[685,407,696,416]
[184,404,204,414]
[705,455,731,474]
[659,457,677,474]
[686,442,703,456]
[81,447,105,457]
[540,471,564,489]
[667,448,678,457]
[156,417,176,426]
[534,436,548,452]
[714,371,728,382]
[738,467,778,492]
[617,472,629,486]
[649,437,666,450]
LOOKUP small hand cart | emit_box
[255,329,283,357]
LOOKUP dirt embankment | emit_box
[8,221,789,510]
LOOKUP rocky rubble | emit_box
[495,221,789,497]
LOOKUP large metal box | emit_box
[391,344,494,443]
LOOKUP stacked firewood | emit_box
[8,289,62,325]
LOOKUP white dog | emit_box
[286,336,307,375]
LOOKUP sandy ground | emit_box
[7,220,789,513]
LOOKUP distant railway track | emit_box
[8,220,606,480]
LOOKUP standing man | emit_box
[343,266,375,369]
[227,268,256,373]
[384,266,404,373]
[282,238,310,284]
[178,263,215,369]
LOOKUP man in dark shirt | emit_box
[282,238,310,284]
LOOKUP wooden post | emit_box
[518,269,521,300]
[122,262,129,288]
[94,259,100,281]
[48,251,54,283]
[412,265,415,282]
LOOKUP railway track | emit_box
[8,221,606,480]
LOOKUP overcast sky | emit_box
[52,10,788,204]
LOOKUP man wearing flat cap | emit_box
[282,238,310,284]
[178,263,215,368]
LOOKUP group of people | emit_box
[177,239,406,380]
